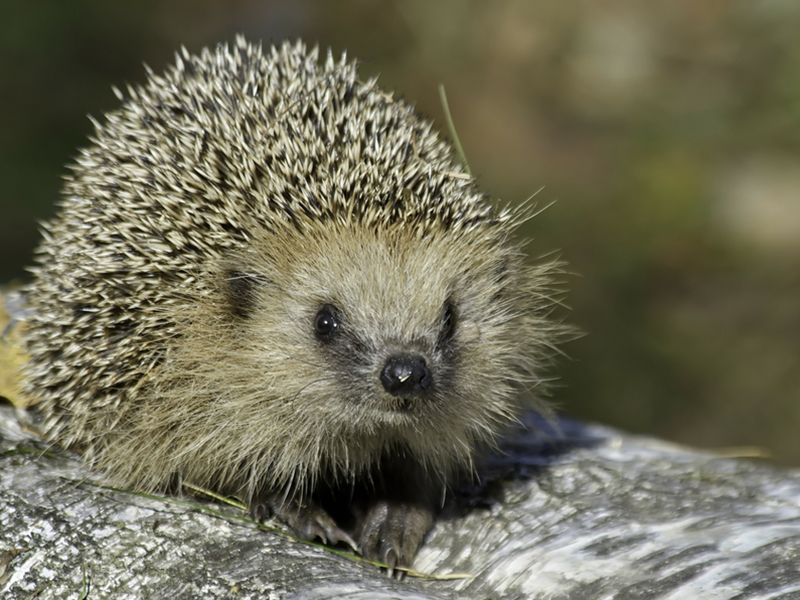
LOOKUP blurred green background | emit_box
[3,1,800,462]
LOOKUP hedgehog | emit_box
[21,36,565,572]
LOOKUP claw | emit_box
[385,548,398,578]
[252,495,357,552]
[249,502,271,522]
[327,526,358,553]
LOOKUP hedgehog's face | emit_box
[200,218,545,477]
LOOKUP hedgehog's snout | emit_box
[380,355,432,399]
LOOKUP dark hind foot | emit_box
[358,499,435,577]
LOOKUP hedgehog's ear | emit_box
[222,265,274,319]
[489,256,515,305]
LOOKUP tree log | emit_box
[2,405,799,599]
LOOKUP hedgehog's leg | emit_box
[251,495,357,551]
[358,497,435,576]
[356,459,439,576]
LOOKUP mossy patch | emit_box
[0,289,32,408]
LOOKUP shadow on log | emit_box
[2,404,800,599]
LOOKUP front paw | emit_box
[251,498,357,552]
[359,500,434,575]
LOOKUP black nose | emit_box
[380,355,433,399]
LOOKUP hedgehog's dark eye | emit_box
[439,300,457,346]
[314,305,340,341]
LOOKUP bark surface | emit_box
[2,405,799,599]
